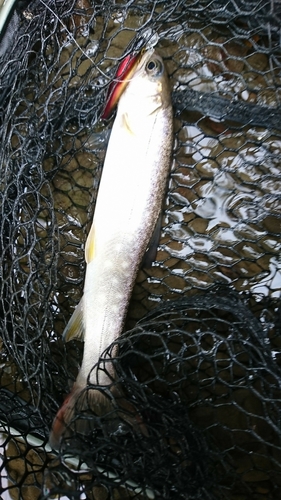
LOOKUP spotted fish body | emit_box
[49,49,173,448]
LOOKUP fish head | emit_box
[117,49,171,129]
[101,52,142,119]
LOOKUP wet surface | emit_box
[0,0,281,499]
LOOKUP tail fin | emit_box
[49,382,147,450]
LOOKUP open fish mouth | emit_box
[101,51,144,119]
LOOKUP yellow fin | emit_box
[122,112,134,135]
[63,298,84,342]
[85,222,95,264]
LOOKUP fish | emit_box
[101,51,142,120]
[49,48,173,449]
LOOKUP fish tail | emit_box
[49,382,84,450]
[49,382,147,449]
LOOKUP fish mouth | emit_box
[101,50,144,119]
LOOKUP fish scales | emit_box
[83,103,173,379]
[49,49,173,448]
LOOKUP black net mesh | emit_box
[0,0,281,498]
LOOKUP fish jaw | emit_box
[101,52,142,119]
[116,51,172,135]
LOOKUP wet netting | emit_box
[0,0,281,498]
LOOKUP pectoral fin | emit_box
[122,112,134,135]
[63,298,84,342]
[85,222,95,264]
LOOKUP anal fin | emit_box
[63,298,84,342]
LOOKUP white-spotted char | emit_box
[49,48,173,448]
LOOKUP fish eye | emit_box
[145,58,163,76]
